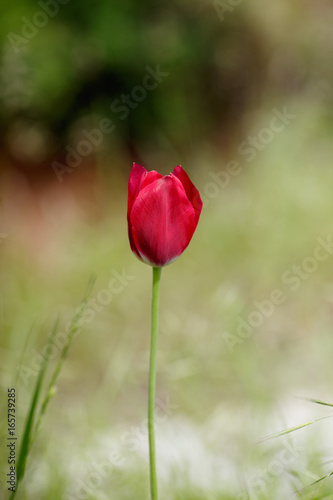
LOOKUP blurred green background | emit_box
[1,0,333,499]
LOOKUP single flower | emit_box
[127,163,202,267]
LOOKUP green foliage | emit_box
[0,0,256,152]
[10,278,95,499]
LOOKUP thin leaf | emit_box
[294,468,333,498]
[308,470,333,487]
[257,415,333,443]
[298,397,333,408]
[32,274,96,440]
[11,276,96,500]
[10,318,60,500]
[14,319,36,389]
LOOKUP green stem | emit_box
[148,266,162,500]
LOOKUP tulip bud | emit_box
[127,163,202,267]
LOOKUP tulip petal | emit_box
[172,165,202,226]
[128,164,163,216]
[130,175,196,266]
[128,163,147,216]
[140,170,163,190]
[128,164,164,261]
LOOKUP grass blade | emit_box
[10,276,95,500]
[308,469,333,487]
[32,275,96,440]
[297,397,333,408]
[14,319,36,389]
[294,469,333,498]
[10,318,60,500]
[257,415,333,443]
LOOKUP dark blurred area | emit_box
[0,0,262,165]
[0,0,332,222]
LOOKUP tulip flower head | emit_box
[128,163,202,267]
